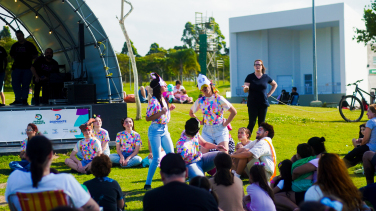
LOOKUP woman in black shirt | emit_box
[243,59,277,135]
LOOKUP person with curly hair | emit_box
[84,154,125,211]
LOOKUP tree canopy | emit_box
[354,1,376,50]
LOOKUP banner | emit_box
[0,108,89,142]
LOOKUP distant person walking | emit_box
[10,30,38,106]
[243,59,277,135]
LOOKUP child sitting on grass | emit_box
[291,143,316,192]
[352,123,366,148]
[179,89,193,104]
[235,127,251,151]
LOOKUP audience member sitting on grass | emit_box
[352,123,366,148]
[304,153,365,211]
[243,163,276,211]
[176,118,226,179]
[291,144,316,193]
[300,196,344,211]
[190,176,219,204]
[363,150,376,185]
[179,89,193,104]
[343,104,376,168]
[209,152,244,211]
[173,80,184,100]
[5,136,100,211]
[272,160,293,194]
[65,119,102,174]
[84,154,125,211]
[235,127,251,151]
[292,137,327,185]
[231,122,276,180]
[9,123,39,172]
[92,115,110,157]
[109,117,142,167]
[142,153,219,211]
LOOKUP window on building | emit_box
[305,74,313,95]
[373,56,376,65]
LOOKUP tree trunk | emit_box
[119,0,141,120]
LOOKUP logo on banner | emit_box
[33,114,45,125]
[21,131,26,135]
[52,129,58,134]
[50,114,67,124]
[70,129,78,133]
[43,130,48,134]
[63,129,68,133]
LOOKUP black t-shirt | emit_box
[244,73,273,107]
[0,46,7,73]
[31,56,59,78]
[83,177,123,211]
[143,181,219,211]
[10,41,38,70]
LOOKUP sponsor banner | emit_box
[0,108,89,142]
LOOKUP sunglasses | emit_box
[25,129,33,132]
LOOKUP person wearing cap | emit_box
[177,118,226,179]
[189,74,237,153]
[144,72,176,190]
[243,59,277,135]
[109,117,143,167]
[143,153,219,211]
[65,119,103,174]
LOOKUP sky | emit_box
[3,0,373,55]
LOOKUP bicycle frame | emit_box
[353,84,375,105]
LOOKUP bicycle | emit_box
[339,79,376,122]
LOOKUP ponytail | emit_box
[214,152,234,186]
[26,136,53,188]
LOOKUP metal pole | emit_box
[312,0,318,101]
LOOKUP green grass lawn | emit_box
[0,82,370,211]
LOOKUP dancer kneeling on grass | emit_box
[144,72,175,190]
[177,118,227,179]
[109,117,142,167]
[9,123,39,171]
[189,74,237,153]
[65,119,102,174]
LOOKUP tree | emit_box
[0,37,17,85]
[167,48,200,83]
[180,17,227,53]
[121,39,140,57]
[0,26,11,39]
[354,2,376,49]
[146,43,166,55]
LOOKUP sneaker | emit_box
[144,185,152,190]
[9,100,22,106]
[0,103,5,106]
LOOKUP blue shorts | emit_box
[81,159,92,167]
[202,123,229,144]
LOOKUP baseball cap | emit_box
[160,153,186,175]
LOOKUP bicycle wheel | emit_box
[339,95,364,122]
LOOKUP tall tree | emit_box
[146,43,166,55]
[180,17,226,53]
[167,48,200,82]
[121,39,140,57]
[354,1,376,49]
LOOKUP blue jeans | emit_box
[145,124,174,185]
[138,89,148,103]
[187,151,219,179]
[9,160,30,172]
[0,71,5,92]
[109,152,142,167]
[11,68,32,101]
[81,159,92,166]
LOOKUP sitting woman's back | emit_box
[209,152,244,211]
[84,154,124,211]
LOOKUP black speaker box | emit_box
[78,23,85,60]
[67,84,96,104]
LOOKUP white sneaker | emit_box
[232,170,241,178]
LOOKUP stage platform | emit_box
[0,103,127,154]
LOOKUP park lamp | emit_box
[49,30,52,34]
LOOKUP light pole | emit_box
[312,0,318,101]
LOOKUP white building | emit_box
[229,3,368,106]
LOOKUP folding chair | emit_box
[7,190,75,211]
